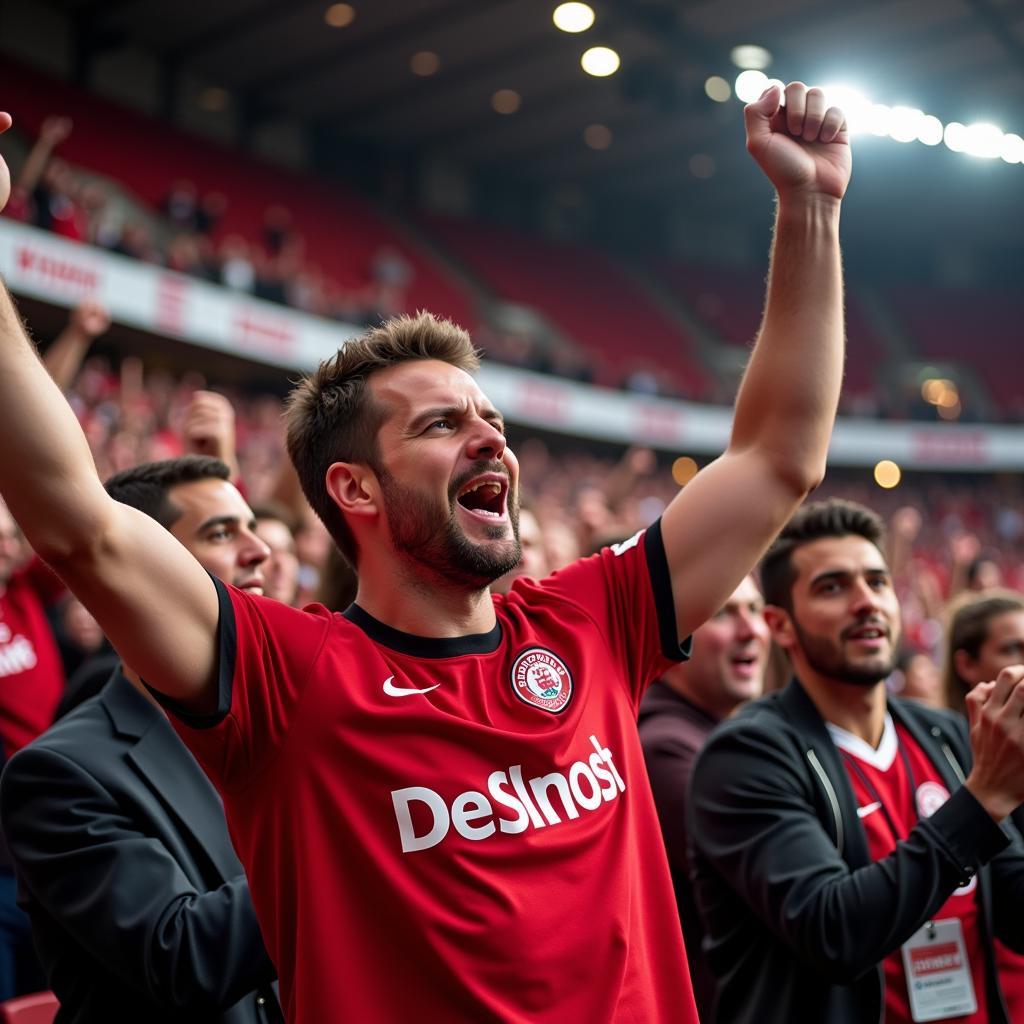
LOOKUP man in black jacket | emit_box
[689,498,1024,1024]
[0,456,282,1022]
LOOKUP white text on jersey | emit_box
[391,735,626,853]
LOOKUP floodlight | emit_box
[553,3,595,33]
[730,45,772,70]
[581,46,620,77]
[734,70,768,103]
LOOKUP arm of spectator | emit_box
[43,299,110,391]
[0,744,276,1008]
[887,505,921,584]
[603,446,656,515]
[181,390,241,483]
[15,115,72,196]
[947,531,981,601]
[660,83,849,643]
[0,114,221,712]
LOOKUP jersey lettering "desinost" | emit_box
[393,734,625,852]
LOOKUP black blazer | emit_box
[0,671,282,1023]
[689,679,1024,1024]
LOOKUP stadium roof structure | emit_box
[29,0,1024,262]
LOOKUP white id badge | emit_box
[900,918,977,1022]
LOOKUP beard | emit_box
[792,618,897,687]
[377,462,521,588]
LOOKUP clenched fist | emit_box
[745,83,851,203]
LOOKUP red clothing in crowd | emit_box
[0,560,65,757]
[833,716,989,1024]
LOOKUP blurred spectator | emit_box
[252,504,301,607]
[491,506,550,595]
[639,575,768,1019]
[943,590,1024,716]
[888,648,943,708]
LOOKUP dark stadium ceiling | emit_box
[46,0,1024,254]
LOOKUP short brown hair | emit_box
[760,498,886,611]
[284,312,479,566]
[943,590,1024,714]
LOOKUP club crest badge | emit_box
[511,648,573,715]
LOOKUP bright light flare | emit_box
[1001,133,1024,165]
[734,69,767,103]
[731,44,772,70]
[874,460,902,489]
[553,2,595,33]
[581,46,620,77]
[889,106,924,143]
[963,122,1004,159]
[917,114,944,146]
[704,75,731,103]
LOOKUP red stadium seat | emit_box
[0,992,59,1024]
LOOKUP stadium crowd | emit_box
[3,78,1024,1024]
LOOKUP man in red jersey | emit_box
[0,82,851,1024]
[689,499,1024,1024]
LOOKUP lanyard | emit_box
[841,736,919,848]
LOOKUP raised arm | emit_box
[43,298,110,391]
[0,113,219,709]
[661,83,851,639]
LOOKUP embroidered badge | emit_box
[511,648,573,715]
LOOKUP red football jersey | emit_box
[0,560,65,757]
[831,717,987,1024]
[169,523,698,1023]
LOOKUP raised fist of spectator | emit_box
[0,112,12,213]
[182,390,239,479]
[39,115,73,147]
[951,531,981,566]
[70,299,111,339]
[891,505,922,542]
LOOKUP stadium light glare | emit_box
[731,45,772,70]
[734,70,768,103]
[963,122,1004,159]
[491,89,521,114]
[820,85,871,133]
[867,104,893,137]
[553,2,595,33]
[581,46,620,77]
[704,76,732,103]
[1001,133,1024,164]
[917,114,944,146]
[888,106,924,143]
[944,122,968,152]
[874,460,902,489]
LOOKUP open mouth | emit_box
[845,624,887,642]
[455,475,508,521]
[238,577,265,594]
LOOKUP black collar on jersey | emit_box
[343,602,503,658]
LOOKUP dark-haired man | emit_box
[689,498,1024,1024]
[0,85,852,1023]
[0,456,281,1022]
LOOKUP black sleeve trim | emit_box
[145,575,236,730]
[644,518,692,663]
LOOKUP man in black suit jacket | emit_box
[0,456,283,1022]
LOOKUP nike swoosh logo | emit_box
[857,801,882,819]
[382,676,440,698]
